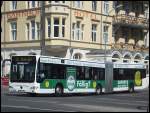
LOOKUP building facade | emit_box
[1,1,149,65]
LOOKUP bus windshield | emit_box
[10,56,36,83]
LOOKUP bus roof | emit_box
[40,56,105,68]
[11,55,146,69]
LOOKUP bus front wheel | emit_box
[55,85,63,96]
[96,85,102,95]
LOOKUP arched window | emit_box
[123,54,131,63]
[144,56,149,64]
[112,54,120,62]
[73,53,82,60]
[134,54,142,63]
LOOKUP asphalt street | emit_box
[1,86,149,112]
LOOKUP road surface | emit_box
[1,86,149,112]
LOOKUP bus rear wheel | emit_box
[55,85,63,96]
[96,85,102,95]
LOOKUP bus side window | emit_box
[76,67,79,79]
[89,68,93,80]
[93,68,98,80]
[113,69,118,80]
[59,65,65,79]
[85,67,90,80]
[81,67,85,79]
[76,66,85,80]
[51,65,58,79]
[13,65,17,72]
[99,69,104,80]
[141,69,146,78]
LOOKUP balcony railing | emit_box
[111,43,149,52]
[111,43,123,49]
[113,14,149,29]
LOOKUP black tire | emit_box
[55,85,63,96]
[129,84,134,93]
[96,85,102,95]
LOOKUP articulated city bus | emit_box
[9,55,148,96]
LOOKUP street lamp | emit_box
[40,1,45,55]
[104,4,123,62]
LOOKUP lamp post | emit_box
[70,1,72,59]
[104,4,123,62]
[40,1,45,55]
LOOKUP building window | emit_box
[54,1,59,3]
[31,20,35,40]
[27,1,30,8]
[76,21,81,40]
[37,1,40,7]
[92,1,97,11]
[31,1,35,8]
[36,22,40,40]
[74,1,82,8]
[92,24,97,42]
[72,22,83,41]
[72,23,76,40]
[73,53,82,60]
[27,1,39,8]
[47,18,51,38]
[144,7,149,19]
[122,27,129,43]
[10,22,17,41]
[54,18,59,37]
[112,25,115,37]
[103,1,109,15]
[124,1,129,15]
[62,18,65,37]
[26,23,30,40]
[103,25,108,44]
[81,24,84,40]
[11,1,17,10]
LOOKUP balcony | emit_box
[111,43,134,51]
[45,2,69,15]
[111,43,123,50]
[113,14,149,29]
[111,43,149,52]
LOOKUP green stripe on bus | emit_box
[40,79,105,89]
